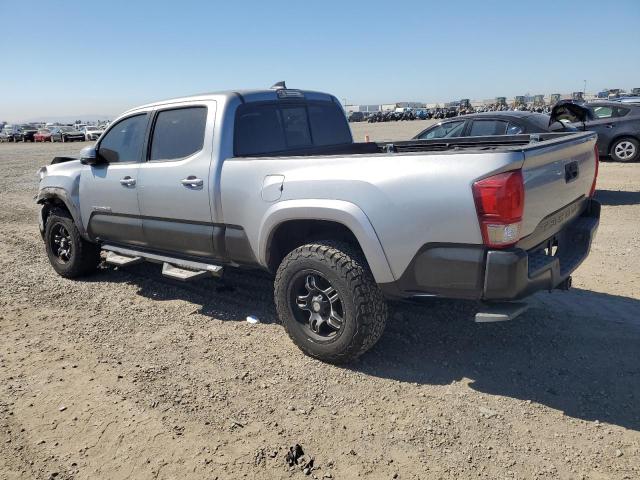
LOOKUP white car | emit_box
[82,125,104,141]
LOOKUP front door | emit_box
[136,102,219,258]
[79,113,149,246]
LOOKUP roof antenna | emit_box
[271,81,286,89]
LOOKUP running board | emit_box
[475,302,529,323]
[162,262,211,281]
[105,252,143,267]
[102,244,223,280]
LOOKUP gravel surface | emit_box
[0,134,639,480]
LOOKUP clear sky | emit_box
[1,0,639,121]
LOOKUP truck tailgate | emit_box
[520,132,598,240]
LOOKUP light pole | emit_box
[583,80,587,96]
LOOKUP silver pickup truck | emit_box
[36,85,600,363]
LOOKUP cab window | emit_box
[418,121,465,140]
[98,114,148,163]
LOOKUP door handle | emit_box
[605,124,615,129]
[119,176,136,186]
[181,176,204,188]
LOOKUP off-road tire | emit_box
[274,241,387,363]
[44,207,100,278]
[610,137,639,162]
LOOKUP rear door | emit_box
[136,101,219,258]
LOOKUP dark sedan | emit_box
[51,126,85,142]
[576,102,640,162]
[412,111,575,141]
[19,124,38,142]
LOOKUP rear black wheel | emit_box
[290,270,346,342]
[610,137,639,162]
[275,241,387,363]
[44,207,100,278]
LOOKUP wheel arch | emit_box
[36,188,88,239]
[259,199,395,284]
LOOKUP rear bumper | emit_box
[380,199,600,301]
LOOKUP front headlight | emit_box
[37,166,47,181]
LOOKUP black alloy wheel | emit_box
[49,223,73,264]
[290,270,345,342]
[274,241,388,363]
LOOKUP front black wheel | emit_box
[44,207,100,278]
[274,241,387,363]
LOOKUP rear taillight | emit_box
[589,145,599,197]
[472,170,525,248]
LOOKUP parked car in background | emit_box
[412,111,576,140]
[82,125,104,141]
[51,126,85,142]
[19,124,38,142]
[34,129,53,142]
[610,97,640,105]
[1,124,24,142]
[571,101,640,162]
[348,111,364,122]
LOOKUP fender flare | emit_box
[258,199,395,284]
[36,187,88,239]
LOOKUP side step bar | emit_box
[102,244,223,281]
[475,302,529,323]
[105,252,143,267]
[162,262,211,281]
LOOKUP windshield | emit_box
[86,126,99,131]
[60,127,74,132]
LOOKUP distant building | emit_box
[344,104,381,113]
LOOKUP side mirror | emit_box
[80,146,101,165]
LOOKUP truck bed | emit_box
[234,132,585,158]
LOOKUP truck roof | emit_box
[123,88,338,115]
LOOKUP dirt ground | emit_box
[0,128,638,480]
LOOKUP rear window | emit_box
[234,101,352,156]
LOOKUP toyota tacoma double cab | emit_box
[36,84,600,363]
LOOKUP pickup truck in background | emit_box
[36,84,600,363]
